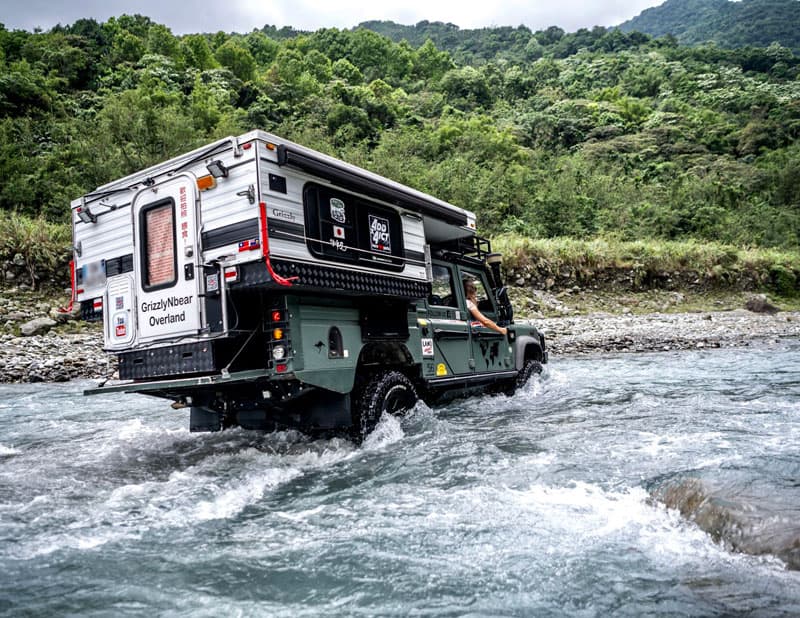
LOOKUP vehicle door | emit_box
[424,262,473,378]
[460,266,512,374]
[132,174,203,344]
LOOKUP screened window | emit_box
[142,201,176,290]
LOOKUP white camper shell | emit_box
[72,131,477,358]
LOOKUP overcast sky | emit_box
[2,0,667,34]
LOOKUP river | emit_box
[1,344,799,616]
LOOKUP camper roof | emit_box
[72,130,477,240]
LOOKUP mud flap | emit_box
[190,406,221,432]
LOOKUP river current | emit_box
[1,343,799,616]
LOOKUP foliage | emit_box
[0,212,71,288]
[0,13,799,256]
[618,0,800,55]
[494,235,800,294]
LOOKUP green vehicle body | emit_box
[88,248,547,437]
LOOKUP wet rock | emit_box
[49,307,70,324]
[20,317,57,336]
[745,295,780,315]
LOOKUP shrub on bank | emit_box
[494,236,800,296]
[0,213,71,289]
[1,212,798,297]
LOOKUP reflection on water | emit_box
[1,343,799,616]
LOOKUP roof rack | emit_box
[432,235,493,265]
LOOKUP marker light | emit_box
[197,175,216,191]
[273,328,284,340]
[271,310,282,322]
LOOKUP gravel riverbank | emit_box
[1,310,799,384]
[536,309,800,356]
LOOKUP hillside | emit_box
[618,0,800,53]
[0,15,799,256]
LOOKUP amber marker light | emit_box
[197,175,216,191]
[273,328,284,340]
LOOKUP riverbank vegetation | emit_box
[1,13,799,294]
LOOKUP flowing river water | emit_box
[1,343,799,616]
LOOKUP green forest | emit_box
[1,13,799,255]
[619,0,800,54]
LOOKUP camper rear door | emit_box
[132,175,202,343]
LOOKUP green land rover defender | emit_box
[73,131,546,438]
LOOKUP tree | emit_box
[146,24,180,60]
[215,39,256,82]
[182,34,217,71]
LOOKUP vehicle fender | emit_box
[294,340,416,395]
[294,365,358,394]
[513,335,544,371]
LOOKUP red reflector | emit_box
[243,142,252,150]
[276,363,288,373]
[223,266,239,282]
[93,298,103,309]
[271,310,282,322]
[77,288,85,295]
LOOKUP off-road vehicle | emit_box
[72,131,547,438]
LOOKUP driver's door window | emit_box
[429,264,457,308]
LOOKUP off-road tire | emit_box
[516,359,543,389]
[352,370,417,441]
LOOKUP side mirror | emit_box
[495,286,513,326]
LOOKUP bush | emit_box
[492,234,800,292]
[769,264,798,296]
[0,212,71,289]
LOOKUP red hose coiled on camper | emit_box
[57,260,77,314]
[259,202,297,287]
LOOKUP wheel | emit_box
[516,359,543,389]
[352,370,417,440]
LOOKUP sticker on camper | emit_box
[115,314,126,338]
[115,296,124,310]
[206,273,219,293]
[330,198,346,224]
[368,214,391,253]
[421,338,434,358]
[333,225,345,240]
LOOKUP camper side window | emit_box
[141,200,177,290]
[303,183,404,272]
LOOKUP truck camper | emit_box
[73,131,546,438]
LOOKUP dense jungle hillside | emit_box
[618,0,800,54]
[1,14,799,254]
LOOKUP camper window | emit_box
[141,200,177,290]
[303,183,404,272]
